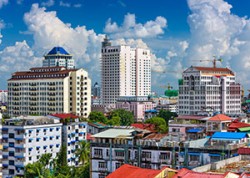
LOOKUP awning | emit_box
[15,155,24,159]
[238,127,250,132]
[14,128,24,131]
[15,137,23,140]
[3,128,8,130]
[187,128,204,133]
[15,165,24,168]
[188,152,200,156]
[115,149,124,152]
[209,153,221,157]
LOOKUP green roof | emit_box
[238,127,250,132]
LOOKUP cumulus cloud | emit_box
[0,0,8,8]
[41,0,55,7]
[104,13,167,38]
[23,3,104,83]
[0,41,41,86]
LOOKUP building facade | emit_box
[2,116,62,178]
[115,96,156,122]
[8,66,91,117]
[101,36,151,105]
[48,113,88,166]
[178,66,241,116]
[43,47,75,69]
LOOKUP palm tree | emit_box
[75,141,90,165]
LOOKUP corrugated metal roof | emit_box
[187,137,209,148]
[208,114,232,121]
[211,132,247,140]
[92,128,135,139]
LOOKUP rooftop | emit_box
[131,123,156,132]
[208,114,232,121]
[106,164,176,178]
[92,128,135,139]
[211,132,248,140]
[173,168,225,178]
[193,66,234,74]
[50,113,78,119]
[4,116,58,126]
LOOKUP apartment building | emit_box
[42,47,75,69]
[2,116,62,178]
[178,66,241,115]
[101,36,151,105]
[90,128,178,178]
[48,113,88,166]
[8,66,91,117]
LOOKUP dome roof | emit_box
[47,47,69,55]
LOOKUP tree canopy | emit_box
[110,109,134,126]
[88,111,107,123]
[145,116,168,133]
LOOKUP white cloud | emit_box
[73,3,82,8]
[59,1,70,7]
[23,4,104,82]
[104,13,167,38]
[0,0,8,8]
[41,0,55,7]
[0,41,41,86]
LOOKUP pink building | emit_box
[116,96,156,122]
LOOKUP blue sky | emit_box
[1,0,250,95]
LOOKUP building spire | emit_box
[102,35,111,47]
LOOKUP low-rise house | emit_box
[227,120,250,132]
[206,114,232,136]
[88,122,110,135]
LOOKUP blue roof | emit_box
[212,132,247,140]
[48,47,69,55]
[187,128,204,133]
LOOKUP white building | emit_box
[43,47,75,69]
[8,66,91,117]
[178,66,241,116]
[0,90,7,104]
[48,113,88,166]
[101,36,151,105]
[2,116,62,178]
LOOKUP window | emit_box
[98,162,107,169]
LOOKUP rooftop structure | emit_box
[43,47,75,69]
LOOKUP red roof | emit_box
[87,133,93,141]
[208,114,232,121]
[106,164,168,178]
[228,121,250,131]
[173,168,224,178]
[193,66,233,74]
[50,113,78,119]
[238,147,250,155]
[131,123,156,132]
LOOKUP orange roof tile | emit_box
[208,114,232,121]
[193,66,233,73]
[106,164,163,178]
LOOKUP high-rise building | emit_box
[178,66,241,115]
[8,66,91,117]
[43,47,75,69]
[92,82,101,98]
[101,36,151,105]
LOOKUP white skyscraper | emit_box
[101,36,151,105]
[178,66,241,116]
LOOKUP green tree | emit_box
[88,111,107,123]
[157,109,176,127]
[54,144,70,176]
[107,115,121,126]
[111,109,134,126]
[75,141,90,165]
[145,117,168,133]
[24,153,52,178]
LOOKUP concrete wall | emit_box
[192,156,242,172]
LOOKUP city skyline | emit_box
[1,0,250,95]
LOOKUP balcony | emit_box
[98,167,108,172]
[93,154,103,159]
